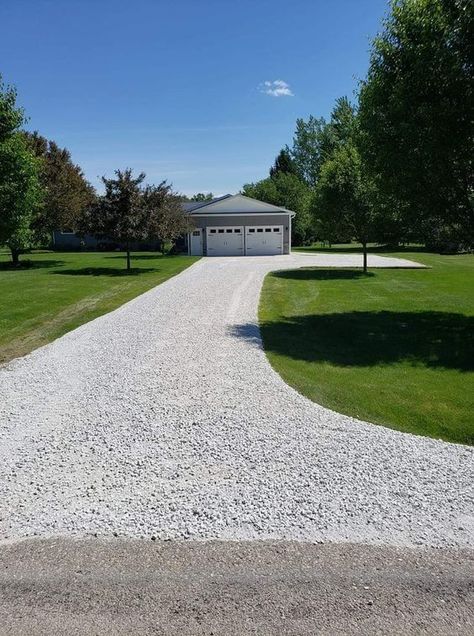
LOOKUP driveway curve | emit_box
[0,253,472,547]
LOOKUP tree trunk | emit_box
[126,241,131,271]
[10,248,20,266]
[362,241,368,273]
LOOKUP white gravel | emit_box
[0,253,472,547]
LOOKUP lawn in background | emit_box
[0,250,199,363]
[260,249,474,445]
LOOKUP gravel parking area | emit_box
[0,253,472,547]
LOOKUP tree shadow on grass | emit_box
[272,268,375,281]
[52,267,160,277]
[296,244,429,254]
[0,259,65,271]
[104,254,165,261]
[232,311,474,372]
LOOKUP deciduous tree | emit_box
[242,172,313,245]
[144,181,194,252]
[359,0,474,250]
[24,132,95,242]
[313,143,376,272]
[0,78,42,265]
[81,169,146,271]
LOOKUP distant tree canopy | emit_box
[242,173,313,245]
[0,78,42,264]
[242,96,358,246]
[23,132,96,241]
[189,192,214,202]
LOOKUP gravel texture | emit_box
[0,253,472,547]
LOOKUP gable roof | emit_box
[181,194,232,213]
[183,194,295,216]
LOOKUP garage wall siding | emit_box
[192,214,290,255]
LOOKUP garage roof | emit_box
[183,194,296,216]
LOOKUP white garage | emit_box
[245,225,283,256]
[185,194,295,257]
[206,227,244,256]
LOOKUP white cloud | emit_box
[259,79,294,97]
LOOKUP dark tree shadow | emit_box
[104,254,166,261]
[295,244,429,254]
[0,259,65,271]
[232,311,474,371]
[272,268,375,281]
[52,267,159,277]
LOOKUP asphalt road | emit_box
[0,538,473,635]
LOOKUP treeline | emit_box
[0,80,193,269]
[243,0,473,266]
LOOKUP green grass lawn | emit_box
[260,249,474,445]
[0,250,199,363]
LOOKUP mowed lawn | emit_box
[0,250,199,363]
[259,250,474,445]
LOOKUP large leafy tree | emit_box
[0,78,42,265]
[359,0,474,249]
[81,169,147,271]
[314,143,376,272]
[24,132,95,242]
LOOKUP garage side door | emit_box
[206,227,244,256]
[245,226,283,256]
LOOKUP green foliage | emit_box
[189,192,214,202]
[290,116,332,187]
[80,169,147,269]
[329,97,358,152]
[269,148,297,178]
[143,181,194,250]
[313,143,376,269]
[242,172,313,245]
[0,79,42,264]
[289,100,357,189]
[359,0,474,249]
[24,132,96,241]
[0,77,24,143]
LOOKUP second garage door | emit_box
[206,227,244,256]
[245,225,283,256]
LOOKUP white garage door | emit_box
[245,225,283,256]
[206,226,244,256]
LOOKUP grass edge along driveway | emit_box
[0,251,199,364]
[259,250,474,445]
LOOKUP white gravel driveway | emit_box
[0,253,472,547]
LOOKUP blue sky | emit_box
[1,0,388,195]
